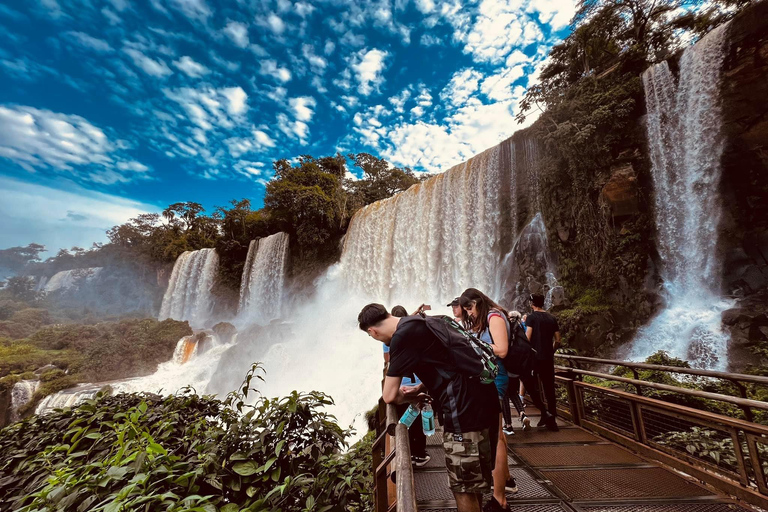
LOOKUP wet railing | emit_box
[372,399,417,512]
[553,355,768,510]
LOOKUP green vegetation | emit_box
[0,366,373,512]
[0,313,191,418]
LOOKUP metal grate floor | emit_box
[577,504,752,512]
[541,468,713,500]
[415,471,454,502]
[515,443,644,467]
[508,427,602,444]
[421,506,570,512]
[483,467,554,501]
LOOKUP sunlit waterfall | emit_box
[238,232,289,324]
[159,249,219,327]
[631,23,732,369]
[341,145,503,306]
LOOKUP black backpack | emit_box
[501,319,537,378]
[421,315,500,384]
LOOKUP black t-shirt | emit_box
[526,311,559,361]
[386,316,499,433]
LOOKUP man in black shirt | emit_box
[359,303,500,512]
[526,294,561,428]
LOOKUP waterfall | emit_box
[238,232,290,324]
[159,249,219,327]
[44,267,102,293]
[341,145,504,305]
[10,380,39,422]
[631,23,732,369]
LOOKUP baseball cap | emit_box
[446,297,460,307]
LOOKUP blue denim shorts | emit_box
[493,359,509,398]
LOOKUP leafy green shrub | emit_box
[39,369,66,383]
[0,366,373,512]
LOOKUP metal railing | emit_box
[552,356,768,510]
[372,400,417,512]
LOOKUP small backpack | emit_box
[422,315,500,385]
[502,319,537,378]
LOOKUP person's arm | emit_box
[488,315,509,358]
[383,352,390,363]
[526,326,533,341]
[382,375,405,404]
[553,331,561,350]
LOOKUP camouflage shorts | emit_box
[442,429,493,494]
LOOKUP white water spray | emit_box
[632,24,732,369]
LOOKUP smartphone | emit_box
[422,305,431,311]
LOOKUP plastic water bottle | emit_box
[399,404,421,428]
[421,403,435,436]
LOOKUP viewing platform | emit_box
[372,356,768,512]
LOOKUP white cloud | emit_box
[0,176,158,254]
[302,44,327,73]
[267,13,286,34]
[289,96,316,122]
[388,88,412,113]
[277,113,310,141]
[480,65,526,102]
[222,87,248,115]
[440,68,483,106]
[350,48,389,96]
[414,0,435,13]
[260,59,292,82]
[324,40,336,55]
[173,55,209,77]
[164,86,249,132]
[169,0,211,21]
[63,31,113,53]
[101,8,122,24]
[124,48,172,77]
[225,129,276,157]
[223,21,249,48]
[420,34,442,46]
[108,0,130,11]
[0,105,149,184]
[295,2,314,17]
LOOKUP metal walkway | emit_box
[414,406,752,512]
[373,358,768,512]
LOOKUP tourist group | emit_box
[359,288,561,512]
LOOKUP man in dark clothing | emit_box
[359,303,500,512]
[526,294,561,429]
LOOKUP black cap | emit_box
[447,297,460,307]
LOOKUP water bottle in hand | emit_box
[421,403,435,436]
[399,404,421,428]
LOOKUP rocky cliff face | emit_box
[718,1,768,369]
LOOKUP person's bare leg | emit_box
[492,414,508,507]
[454,491,482,512]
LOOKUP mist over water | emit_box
[632,23,732,369]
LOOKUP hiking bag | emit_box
[501,319,537,378]
[422,315,500,385]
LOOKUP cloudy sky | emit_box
[0,0,575,254]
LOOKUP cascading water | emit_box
[44,267,102,293]
[10,380,39,422]
[631,23,732,369]
[238,232,290,325]
[159,249,219,327]
[341,146,503,306]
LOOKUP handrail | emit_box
[394,421,418,512]
[556,354,768,386]
[555,365,768,412]
[373,403,417,512]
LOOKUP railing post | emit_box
[561,370,581,426]
[631,369,643,396]
[729,428,750,486]
[731,380,754,422]
[394,423,418,512]
[386,404,397,508]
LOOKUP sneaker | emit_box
[411,454,430,467]
[520,414,531,431]
[505,477,519,493]
[502,424,515,435]
[537,412,554,427]
[546,419,560,432]
[482,496,510,512]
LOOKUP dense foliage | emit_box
[0,366,373,512]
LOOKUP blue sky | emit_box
[0,0,575,254]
